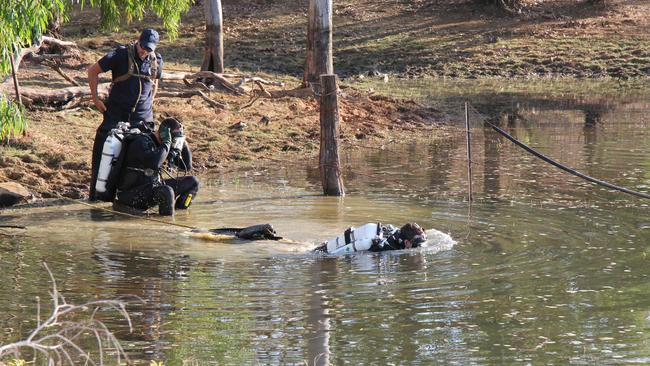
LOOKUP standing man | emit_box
[87,28,163,201]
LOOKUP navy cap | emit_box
[139,28,159,52]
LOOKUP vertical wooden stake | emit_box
[320,74,344,196]
[304,0,334,89]
[465,102,473,202]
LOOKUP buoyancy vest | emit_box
[117,133,165,192]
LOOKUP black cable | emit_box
[484,119,650,200]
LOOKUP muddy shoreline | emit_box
[1,0,649,203]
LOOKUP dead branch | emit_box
[40,36,77,48]
[182,78,212,93]
[12,36,78,76]
[47,63,81,87]
[26,54,73,63]
[1,36,79,89]
[266,87,314,99]
[235,77,285,89]
[0,262,140,365]
[156,90,228,110]
[254,81,272,98]
[238,93,262,111]
[163,71,246,95]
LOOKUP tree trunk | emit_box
[201,0,224,73]
[304,0,333,88]
[319,74,344,196]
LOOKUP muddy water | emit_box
[2,80,650,365]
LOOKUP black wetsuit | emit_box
[115,132,199,214]
[368,228,407,252]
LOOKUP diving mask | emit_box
[171,135,185,151]
[171,127,185,151]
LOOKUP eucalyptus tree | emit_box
[0,0,66,140]
[0,0,191,141]
[201,0,224,73]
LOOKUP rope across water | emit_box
[468,103,650,200]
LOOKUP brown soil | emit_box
[0,68,446,199]
[1,0,648,200]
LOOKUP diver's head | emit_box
[399,223,427,249]
[160,117,183,137]
[159,117,185,150]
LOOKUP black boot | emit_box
[175,192,194,209]
[154,185,175,216]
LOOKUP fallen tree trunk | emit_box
[19,84,108,107]
[19,82,228,110]
[1,36,80,91]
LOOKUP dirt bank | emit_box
[1,0,648,200]
[0,69,447,199]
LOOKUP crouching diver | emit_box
[314,223,427,255]
[115,117,199,216]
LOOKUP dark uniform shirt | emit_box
[98,45,163,122]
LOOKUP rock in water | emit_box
[0,182,32,207]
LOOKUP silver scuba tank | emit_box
[95,122,133,193]
[326,223,383,255]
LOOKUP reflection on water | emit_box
[1,80,650,365]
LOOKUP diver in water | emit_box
[114,117,199,216]
[314,223,427,255]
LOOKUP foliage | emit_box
[97,0,192,38]
[0,0,67,76]
[150,361,165,366]
[0,95,26,141]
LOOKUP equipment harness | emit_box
[112,43,158,84]
[111,43,158,114]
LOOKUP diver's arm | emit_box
[139,137,170,170]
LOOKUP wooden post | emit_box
[465,102,473,202]
[320,74,344,196]
[201,0,224,73]
[304,0,333,89]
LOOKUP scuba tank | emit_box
[95,131,124,194]
[326,223,384,255]
[95,122,143,202]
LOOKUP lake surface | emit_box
[1,79,650,365]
